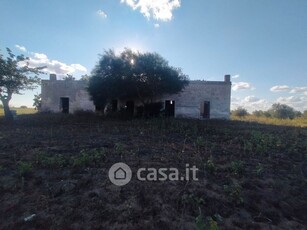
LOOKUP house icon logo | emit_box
[108,162,132,186]
[114,167,126,180]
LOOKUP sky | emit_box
[1,0,307,112]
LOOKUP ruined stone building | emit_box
[41,74,231,119]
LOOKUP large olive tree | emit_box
[88,48,189,112]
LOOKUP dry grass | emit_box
[231,114,307,127]
[0,107,37,116]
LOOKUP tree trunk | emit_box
[1,99,13,121]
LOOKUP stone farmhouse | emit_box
[41,74,232,119]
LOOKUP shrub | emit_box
[270,103,295,119]
[232,107,248,117]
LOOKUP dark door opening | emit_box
[112,100,118,112]
[126,100,134,116]
[203,101,210,119]
[95,105,103,112]
[60,97,69,114]
[165,100,175,117]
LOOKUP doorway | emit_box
[112,100,118,112]
[165,100,175,117]
[126,100,134,116]
[203,101,210,119]
[60,97,69,114]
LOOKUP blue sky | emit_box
[1,0,307,111]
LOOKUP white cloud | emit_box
[232,82,252,91]
[243,96,260,103]
[22,52,87,76]
[71,64,87,72]
[15,44,27,52]
[120,0,181,21]
[231,95,270,112]
[97,10,107,18]
[33,52,48,60]
[290,87,307,94]
[270,85,290,92]
[232,74,240,79]
[154,23,160,28]
[276,96,307,111]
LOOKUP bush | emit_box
[232,107,248,117]
[20,105,28,109]
[252,110,264,117]
[270,103,295,119]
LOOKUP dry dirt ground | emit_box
[0,114,306,230]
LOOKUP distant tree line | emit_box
[232,103,307,119]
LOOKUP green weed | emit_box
[36,153,67,168]
[231,160,245,175]
[256,163,264,176]
[205,158,216,174]
[196,212,220,230]
[73,148,106,168]
[224,183,244,205]
[17,162,33,177]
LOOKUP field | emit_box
[0,114,306,229]
[0,108,37,116]
[231,115,307,128]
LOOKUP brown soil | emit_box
[0,114,306,229]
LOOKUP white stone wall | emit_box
[41,76,231,119]
[162,81,231,119]
[41,79,95,113]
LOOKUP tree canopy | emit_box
[0,48,44,120]
[88,49,189,111]
[269,103,296,119]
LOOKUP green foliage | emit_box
[17,161,33,177]
[63,74,75,81]
[232,107,248,117]
[195,215,220,230]
[36,153,67,168]
[303,110,307,119]
[196,136,206,148]
[0,48,44,120]
[196,214,206,230]
[224,183,244,205]
[256,163,264,176]
[73,152,91,167]
[73,148,106,168]
[80,74,90,81]
[205,158,216,174]
[253,110,272,118]
[231,160,245,175]
[88,48,189,112]
[115,143,125,154]
[270,103,296,119]
[33,94,41,110]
